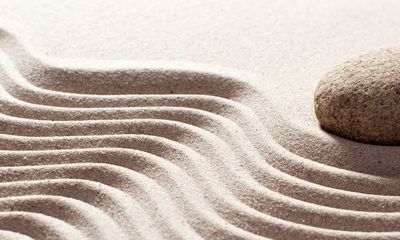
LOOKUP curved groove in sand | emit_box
[0,230,35,240]
[0,195,129,240]
[0,23,400,239]
[0,211,89,240]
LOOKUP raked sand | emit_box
[0,1,400,239]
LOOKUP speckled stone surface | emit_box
[315,48,400,145]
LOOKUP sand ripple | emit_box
[0,24,400,240]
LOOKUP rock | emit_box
[314,48,400,145]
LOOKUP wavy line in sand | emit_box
[0,22,400,240]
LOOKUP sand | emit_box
[0,1,400,240]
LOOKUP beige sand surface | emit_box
[0,0,400,239]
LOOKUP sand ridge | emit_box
[0,22,400,240]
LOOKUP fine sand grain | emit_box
[0,16,400,240]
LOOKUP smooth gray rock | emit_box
[314,48,400,145]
